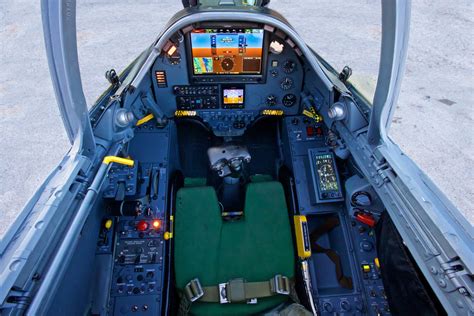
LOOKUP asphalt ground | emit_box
[0,0,472,237]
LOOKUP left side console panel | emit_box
[92,121,176,315]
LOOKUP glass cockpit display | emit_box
[308,149,344,203]
[223,87,244,105]
[190,28,264,75]
[315,154,339,192]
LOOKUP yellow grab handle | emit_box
[294,215,312,259]
[102,156,134,167]
[136,113,154,126]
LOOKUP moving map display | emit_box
[190,28,264,75]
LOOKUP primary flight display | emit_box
[190,28,264,75]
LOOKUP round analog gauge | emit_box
[221,58,234,71]
[266,95,278,106]
[283,60,296,74]
[280,77,294,90]
[282,94,297,107]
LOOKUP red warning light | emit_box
[136,220,148,232]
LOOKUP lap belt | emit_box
[184,275,291,304]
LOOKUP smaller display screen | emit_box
[315,154,339,192]
[223,88,244,105]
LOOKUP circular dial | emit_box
[221,58,234,71]
[280,77,294,90]
[282,94,297,107]
[283,60,296,74]
[266,95,278,106]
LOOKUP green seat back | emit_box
[174,181,295,315]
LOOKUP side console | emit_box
[283,117,390,315]
[94,122,173,315]
[110,214,165,315]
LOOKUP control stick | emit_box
[207,144,251,177]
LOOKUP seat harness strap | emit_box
[310,216,354,289]
[183,275,292,304]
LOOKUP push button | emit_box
[360,240,374,252]
[136,220,148,232]
[362,264,371,273]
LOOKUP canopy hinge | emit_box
[432,255,474,312]
[1,288,32,311]
[369,152,393,187]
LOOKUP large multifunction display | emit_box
[190,28,264,76]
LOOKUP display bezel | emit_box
[221,84,245,109]
[185,26,268,83]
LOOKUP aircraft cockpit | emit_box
[1,1,467,316]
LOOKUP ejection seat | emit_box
[174,178,295,315]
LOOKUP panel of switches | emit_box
[350,219,391,315]
[173,85,219,110]
[109,215,165,315]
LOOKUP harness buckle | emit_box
[184,278,204,302]
[219,278,246,304]
[271,275,290,295]
[218,282,230,304]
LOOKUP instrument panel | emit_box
[151,25,305,136]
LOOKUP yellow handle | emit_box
[164,215,174,240]
[136,113,154,126]
[103,156,134,167]
[104,219,113,230]
[294,215,312,259]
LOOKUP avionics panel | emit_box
[308,149,344,203]
[188,27,267,83]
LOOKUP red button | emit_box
[306,126,315,137]
[136,220,149,231]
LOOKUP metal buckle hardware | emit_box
[271,275,290,295]
[218,282,230,304]
[219,278,247,304]
[184,278,204,302]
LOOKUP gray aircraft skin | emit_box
[0,1,472,315]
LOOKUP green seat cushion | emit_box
[175,181,295,315]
